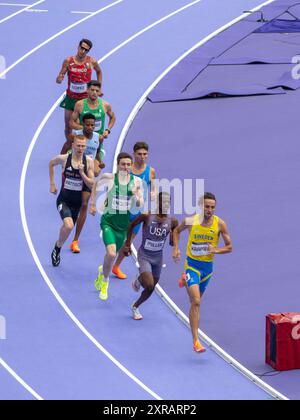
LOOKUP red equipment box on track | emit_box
[266,313,300,371]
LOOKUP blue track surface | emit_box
[0,0,279,400]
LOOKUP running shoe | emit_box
[132,275,141,292]
[178,273,187,288]
[112,265,127,280]
[70,240,80,253]
[131,304,143,320]
[94,266,103,291]
[193,340,206,353]
[51,247,61,267]
[99,281,109,301]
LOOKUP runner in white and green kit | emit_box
[91,153,144,301]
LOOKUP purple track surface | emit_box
[123,0,300,400]
[0,0,285,400]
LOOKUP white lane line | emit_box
[0,0,44,24]
[0,0,124,80]
[0,358,44,400]
[19,0,207,401]
[25,8,47,12]
[114,0,289,402]
[71,11,93,15]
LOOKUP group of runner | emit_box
[49,39,233,353]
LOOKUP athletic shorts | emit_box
[138,248,163,279]
[185,257,214,295]
[129,212,142,235]
[57,195,81,224]
[100,222,127,252]
[82,183,92,194]
[60,95,78,111]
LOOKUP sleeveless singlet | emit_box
[186,214,220,263]
[67,56,92,100]
[61,154,88,205]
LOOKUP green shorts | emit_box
[60,95,78,111]
[101,223,127,252]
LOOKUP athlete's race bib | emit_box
[85,145,98,160]
[64,178,83,191]
[144,239,165,252]
[191,242,209,257]
[112,196,131,211]
[70,82,87,94]
[94,120,102,132]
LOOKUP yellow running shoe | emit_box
[112,265,127,280]
[99,281,109,301]
[94,266,103,291]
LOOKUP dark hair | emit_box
[117,152,133,165]
[82,113,96,122]
[204,192,217,202]
[133,142,149,152]
[87,80,101,89]
[79,39,93,50]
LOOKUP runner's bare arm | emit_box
[150,167,157,201]
[79,157,94,190]
[101,102,116,141]
[208,219,233,255]
[92,59,103,87]
[56,58,69,84]
[124,214,148,256]
[71,101,83,130]
[172,218,191,262]
[49,155,67,194]
[89,173,114,216]
[170,218,179,247]
[133,177,144,209]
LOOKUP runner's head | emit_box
[117,153,133,175]
[133,142,149,165]
[82,113,96,135]
[158,192,171,215]
[73,135,87,156]
[87,80,101,100]
[78,39,93,58]
[199,192,216,220]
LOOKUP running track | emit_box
[0,0,286,400]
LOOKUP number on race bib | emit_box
[191,242,209,257]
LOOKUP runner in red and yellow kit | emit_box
[56,39,103,139]
[173,193,232,353]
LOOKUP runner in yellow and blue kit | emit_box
[173,193,232,353]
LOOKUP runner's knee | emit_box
[64,219,74,231]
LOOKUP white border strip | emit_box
[0,0,124,79]
[114,0,289,401]
[19,0,205,401]
[0,0,44,24]
[0,358,43,400]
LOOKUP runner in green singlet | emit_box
[91,153,144,301]
[71,80,116,159]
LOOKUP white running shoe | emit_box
[131,304,143,320]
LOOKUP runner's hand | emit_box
[78,163,85,174]
[89,204,97,216]
[207,244,216,254]
[172,248,181,262]
[50,184,58,195]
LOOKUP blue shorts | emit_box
[185,257,214,295]
[129,212,142,235]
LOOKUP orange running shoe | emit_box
[112,266,127,280]
[70,241,80,254]
[193,340,206,353]
[178,273,187,288]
